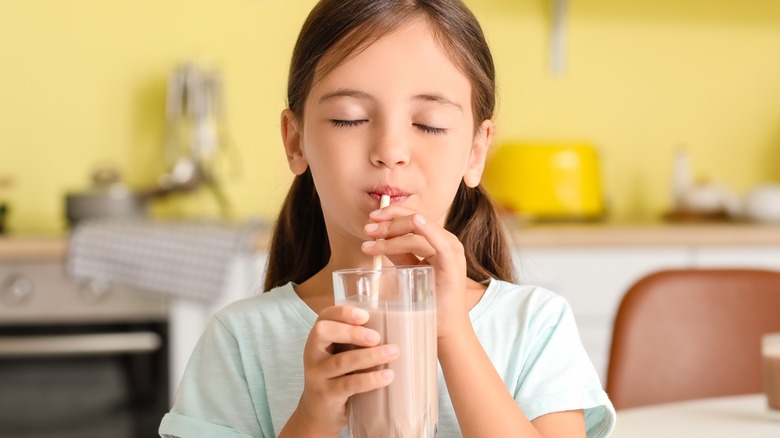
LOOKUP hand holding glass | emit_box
[333,266,438,438]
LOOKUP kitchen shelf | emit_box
[2,222,779,262]
[0,236,68,262]
[506,221,780,248]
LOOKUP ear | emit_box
[463,119,494,188]
[281,109,308,175]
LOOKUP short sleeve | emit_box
[515,295,616,438]
[159,316,266,438]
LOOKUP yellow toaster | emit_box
[481,143,605,220]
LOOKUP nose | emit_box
[369,124,410,169]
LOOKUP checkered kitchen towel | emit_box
[67,219,262,301]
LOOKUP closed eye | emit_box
[414,124,447,135]
[330,119,367,128]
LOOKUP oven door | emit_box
[0,322,169,438]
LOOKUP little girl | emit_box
[159,0,616,437]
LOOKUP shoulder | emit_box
[216,283,297,315]
[476,279,572,323]
[471,279,579,355]
[210,282,311,339]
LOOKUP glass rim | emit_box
[332,265,433,275]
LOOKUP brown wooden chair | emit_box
[605,268,780,410]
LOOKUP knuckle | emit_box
[450,237,465,254]
[337,375,361,395]
[330,351,349,371]
[312,320,330,339]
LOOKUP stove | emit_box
[0,259,169,437]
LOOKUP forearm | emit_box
[279,407,339,438]
[438,324,542,438]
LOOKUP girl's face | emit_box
[282,18,492,252]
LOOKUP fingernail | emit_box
[364,223,378,232]
[364,330,380,344]
[383,344,399,356]
[413,214,426,225]
[369,209,382,218]
[361,241,376,249]
[380,369,394,380]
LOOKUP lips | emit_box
[369,186,410,204]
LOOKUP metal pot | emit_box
[65,168,148,226]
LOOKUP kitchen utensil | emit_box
[665,149,742,222]
[482,142,604,220]
[160,62,233,216]
[65,168,147,226]
[745,184,780,223]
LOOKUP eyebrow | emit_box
[318,88,463,112]
[413,94,463,112]
[318,89,372,103]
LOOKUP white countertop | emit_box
[506,221,780,247]
[611,394,780,437]
[2,221,780,262]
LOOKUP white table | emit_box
[610,394,780,437]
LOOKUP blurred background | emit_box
[0,0,779,436]
[1,0,778,232]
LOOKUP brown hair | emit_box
[264,0,514,290]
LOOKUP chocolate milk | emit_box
[764,354,780,410]
[347,306,438,438]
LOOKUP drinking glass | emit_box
[333,266,437,438]
[763,332,780,411]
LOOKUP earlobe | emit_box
[463,119,494,188]
[280,109,308,175]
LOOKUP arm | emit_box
[363,208,587,437]
[438,320,585,437]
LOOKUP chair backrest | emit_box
[605,268,780,410]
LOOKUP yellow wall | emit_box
[1,0,779,233]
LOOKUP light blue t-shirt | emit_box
[159,280,616,437]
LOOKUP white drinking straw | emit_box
[370,195,391,304]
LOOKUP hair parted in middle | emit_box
[264,0,514,291]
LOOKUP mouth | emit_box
[368,186,410,205]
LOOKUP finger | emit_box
[325,344,399,378]
[364,211,418,240]
[318,305,370,325]
[367,205,418,222]
[410,213,464,268]
[307,319,382,356]
[305,306,382,366]
[362,233,434,260]
[330,368,395,398]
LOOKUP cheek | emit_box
[419,153,470,219]
[303,135,361,192]
[302,126,338,165]
[422,135,473,174]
